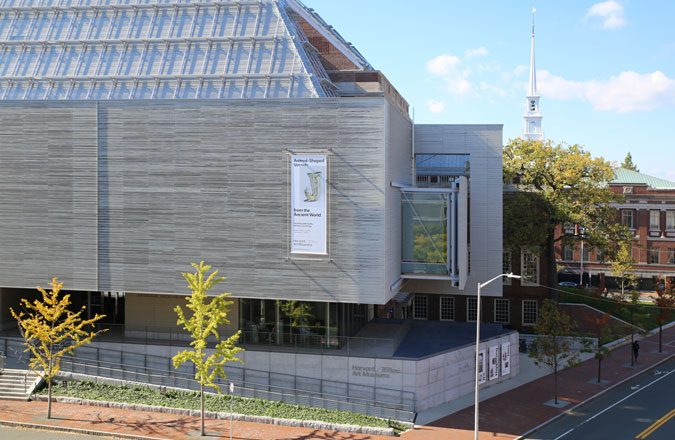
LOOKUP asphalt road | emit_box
[528,356,675,440]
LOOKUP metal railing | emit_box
[90,323,401,357]
[59,353,416,423]
[0,337,415,422]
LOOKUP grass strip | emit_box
[39,380,407,433]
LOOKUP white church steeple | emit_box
[523,8,543,141]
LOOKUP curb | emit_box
[514,352,675,440]
[0,418,163,440]
[33,394,399,437]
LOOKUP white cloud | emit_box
[586,1,626,29]
[426,55,461,76]
[513,65,528,76]
[426,54,475,95]
[537,70,675,113]
[479,82,507,96]
[465,47,488,57]
[426,99,446,114]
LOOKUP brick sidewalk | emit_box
[0,399,393,440]
[0,326,672,440]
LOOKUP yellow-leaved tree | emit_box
[10,277,107,419]
[172,261,244,437]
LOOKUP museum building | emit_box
[0,0,511,412]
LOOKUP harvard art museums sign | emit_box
[291,155,327,254]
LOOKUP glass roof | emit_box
[0,0,341,100]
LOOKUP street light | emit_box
[475,273,521,440]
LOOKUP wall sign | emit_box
[489,345,498,380]
[291,155,327,254]
[501,342,511,376]
[478,349,486,384]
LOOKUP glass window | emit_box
[494,299,509,324]
[401,192,449,275]
[668,248,675,264]
[582,246,590,262]
[564,245,574,261]
[650,211,661,229]
[622,210,634,229]
[440,297,455,321]
[596,247,605,263]
[667,211,675,229]
[467,297,478,322]
[521,249,539,286]
[523,300,538,325]
[413,295,428,320]
[503,250,512,285]
[649,248,660,264]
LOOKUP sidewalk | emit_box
[0,326,672,440]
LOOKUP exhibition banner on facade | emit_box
[478,349,486,384]
[489,346,498,380]
[501,342,510,376]
[291,155,327,254]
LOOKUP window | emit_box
[413,295,428,319]
[582,246,590,262]
[467,297,478,322]
[649,248,660,265]
[668,248,675,265]
[494,299,510,324]
[650,211,661,229]
[503,250,512,285]
[522,300,538,326]
[596,247,605,263]
[440,297,455,321]
[564,245,574,261]
[667,211,675,229]
[622,210,634,229]
[521,249,539,286]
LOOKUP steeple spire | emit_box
[523,8,543,141]
[529,10,537,96]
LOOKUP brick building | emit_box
[556,169,675,290]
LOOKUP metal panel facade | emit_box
[0,98,388,304]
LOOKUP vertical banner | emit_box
[478,349,486,384]
[501,342,511,376]
[291,155,327,254]
[489,346,498,380]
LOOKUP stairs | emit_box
[0,369,34,401]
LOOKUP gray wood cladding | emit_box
[0,99,388,304]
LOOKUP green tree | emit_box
[620,152,639,172]
[585,312,614,384]
[172,261,244,436]
[609,231,638,301]
[503,139,619,292]
[529,299,584,404]
[279,300,313,343]
[10,277,106,419]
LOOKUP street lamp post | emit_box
[475,273,521,440]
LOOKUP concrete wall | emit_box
[410,124,504,297]
[0,98,390,305]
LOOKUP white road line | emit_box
[552,368,675,440]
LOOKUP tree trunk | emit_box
[47,355,53,419]
[200,383,205,436]
[554,369,558,404]
[547,230,558,301]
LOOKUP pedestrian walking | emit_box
[632,340,640,362]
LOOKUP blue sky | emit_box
[301,0,675,181]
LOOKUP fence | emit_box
[0,337,416,423]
